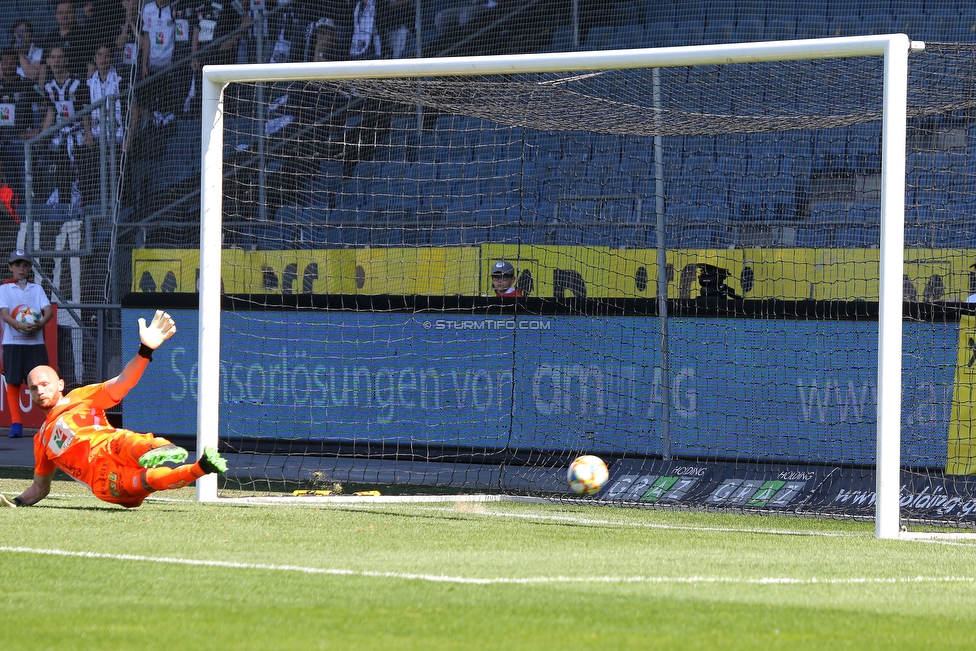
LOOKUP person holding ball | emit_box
[0,310,228,508]
[0,249,54,438]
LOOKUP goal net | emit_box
[123,36,976,535]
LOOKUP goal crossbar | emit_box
[197,35,921,540]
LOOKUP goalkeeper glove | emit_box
[137,310,177,359]
[138,310,177,351]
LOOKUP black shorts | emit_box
[4,344,49,386]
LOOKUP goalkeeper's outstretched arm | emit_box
[105,310,177,403]
[0,472,53,507]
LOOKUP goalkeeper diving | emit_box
[0,310,227,508]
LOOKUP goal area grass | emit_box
[2,474,976,650]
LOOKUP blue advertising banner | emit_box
[121,309,956,468]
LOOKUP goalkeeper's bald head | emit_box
[27,365,64,411]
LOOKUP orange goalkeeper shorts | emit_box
[90,459,153,508]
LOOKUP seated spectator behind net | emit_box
[77,43,128,206]
[349,0,382,60]
[139,0,179,129]
[903,274,918,302]
[301,1,351,63]
[340,0,412,60]
[307,17,343,63]
[41,1,91,85]
[38,44,91,206]
[80,0,126,48]
[0,48,34,133]
[188,0,253,117]
[264,0,312,64]
[0,47,37,201]
[11,21,43,85]
[115,0,142,69]
[923,274,945,303]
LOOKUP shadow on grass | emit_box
[0,466,37,480]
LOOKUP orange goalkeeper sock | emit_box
[144,462,206,491]
[6,383,21,424]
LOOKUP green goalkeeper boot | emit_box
[198,446,228,474]
[138,444,189,468]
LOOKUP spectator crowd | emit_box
[0,0,432,214]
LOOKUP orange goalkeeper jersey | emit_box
[33,382,125,485]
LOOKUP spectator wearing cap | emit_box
[0,249,53,438]
[490,260,524,298]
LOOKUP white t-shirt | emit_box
[142,2,176,69]
[87,68,125,142]
[0,280,50,346]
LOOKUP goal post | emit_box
[196,36,919,539]
[876,36,912,539]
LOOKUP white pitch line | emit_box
[2,546,974,586]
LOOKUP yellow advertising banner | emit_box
[131,247,976,301]
[948,315,976,475]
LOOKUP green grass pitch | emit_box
[2,475,976,650]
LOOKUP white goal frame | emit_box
[197,35,921,539]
